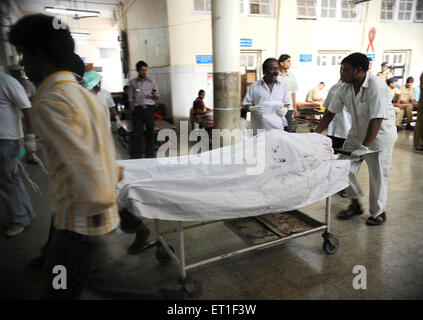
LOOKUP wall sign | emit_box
[196,55,213,64]
[299,54,312,62]
[240,38,253,48]
[366,53,375,61]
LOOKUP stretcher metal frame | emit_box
[142,197,339,288]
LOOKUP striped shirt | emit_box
[128,76,158,106]
[277,71,298,110]
[33,71,120,236]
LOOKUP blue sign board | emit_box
[366,53,375,61]
[196,55,213,64]
[299,54,312,62]
[240,38,253,47]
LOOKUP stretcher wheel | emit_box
[181,277,202,300]
[155,244,175,264]
[118,127,126,136]
[323,236,339,254]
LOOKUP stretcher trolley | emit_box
[123,198,339,294]
[117,131,352,295]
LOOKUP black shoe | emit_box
[338,189,348,198]
[337,204,364,220]
[405,124,414,130]
[127,227,151,254]
[396,126,404,131]
[366,212,387,226]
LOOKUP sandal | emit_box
[337,204,364,220]
[366,212,387,226]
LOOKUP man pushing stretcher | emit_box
[316,53,397,226]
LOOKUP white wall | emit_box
[0,0,24,71]
[123,0,423,121]
[124,0,170,69]
[70,17,124,92]
[276,0,423,101]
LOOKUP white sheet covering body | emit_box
[117,130,350,221]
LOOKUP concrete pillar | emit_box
[212,0,240,136]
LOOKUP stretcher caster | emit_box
[118,127,126,137]
[322,233,339,254]
[178,277,203,300]
[155,244,175,264]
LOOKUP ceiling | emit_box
[15,0,121,18]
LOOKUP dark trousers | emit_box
[131,105,155,159]
[40,228,183,300]
[0,139,35,228]
[328,136,346,150]
[41,210,146,255]
[284,110,294,132]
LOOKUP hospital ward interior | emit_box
[0,0,423,301]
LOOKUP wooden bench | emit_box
[117,118,176,150]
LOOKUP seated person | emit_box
[193,90,214,128]
[387,77,405,131]
[306,82,325,106]
[399,77,419,130]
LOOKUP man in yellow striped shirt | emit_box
[10,14,193,300]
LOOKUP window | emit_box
[321,0,337,18]
[249,0,272,16]
[380,0,422,22]
[193,0,211,13]
[398,0,413,20]
[317,51,350,66]
[297,0,317,19]
[381,0,395,20]
[382,50,410,85]
[99,48,117,59]
[240,0,246,14]
[297,0,360,20]
[416,0,423,21]
[193,0,273,17]
[341,0,359,19]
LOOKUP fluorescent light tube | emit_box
[45,6,100,17]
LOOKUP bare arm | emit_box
[315,110,336,133]
[393,94,403,108]
[22,108,35,134]
[362,118,383,148]
[292,92,297,116]
[110,106,119,117]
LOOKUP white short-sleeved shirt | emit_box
[328,73,397,151]
[0,72,32,139]
[242,78,290,130]
[95,88,115,127]
[277,71,298,110]
[324,82,351,139]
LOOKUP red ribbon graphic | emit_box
[366,27,376,53]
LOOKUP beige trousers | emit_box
[399,104,414,123]
[394,107,405,126]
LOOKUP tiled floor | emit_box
[0,127,422,299]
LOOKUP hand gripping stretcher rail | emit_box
[116,130,352,292]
